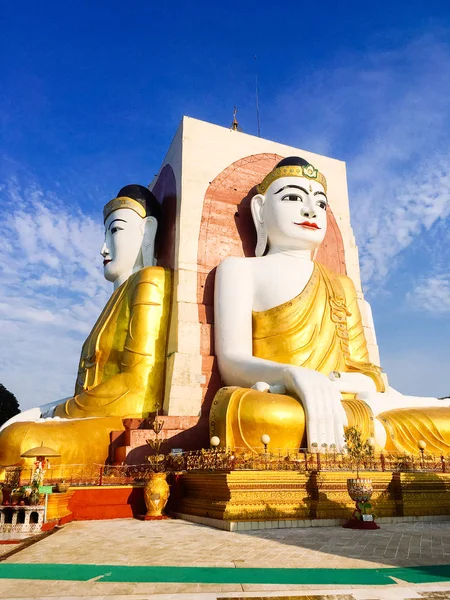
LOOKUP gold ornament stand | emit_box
[174,470,450,529]
[46,490,74,523]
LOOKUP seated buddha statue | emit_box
[211,157,450,455]
[0,185,171,467]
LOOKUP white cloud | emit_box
[356,161,450,285]
[270,32,450,290]
[267,30,450,397]
[0,178,110,409]
[408,274,450,315]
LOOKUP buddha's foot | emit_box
[209,387,376,452]
[0,416,124,468]
[210,387,307,452]
[378,406,450,455]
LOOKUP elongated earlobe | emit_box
[142,217,158,267]
[251,194,268,257]
[255,224,268,257]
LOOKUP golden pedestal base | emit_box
[177,470,450,522]
[46,490,74,522]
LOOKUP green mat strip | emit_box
[0,564,449,585]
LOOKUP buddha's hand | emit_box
[328,371,377,394]
[283,366,347,452]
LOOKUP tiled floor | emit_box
[5,519,450,569]
[1,518,450,598]
[1,585,450,600]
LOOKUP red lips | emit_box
[294,221,321,230]
[103,259,111,266]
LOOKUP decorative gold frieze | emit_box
[176,470,450,522]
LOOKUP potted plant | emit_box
[343,425,379,530]
[10,486,25,505]
[28,462,45,505]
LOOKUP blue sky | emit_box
[1,1,449,408]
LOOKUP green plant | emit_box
[356,500,371,517]
[352,500,377,521]
[10,486,27,504]
[343,426,373,478]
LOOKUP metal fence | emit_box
[3,449,450,488]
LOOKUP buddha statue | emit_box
[211,157,450,455]
[0,185,171,467]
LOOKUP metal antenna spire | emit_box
[231,106,239,131]
[254,55,261,137]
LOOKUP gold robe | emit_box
[55,266,171,419]
[252,262,384,390]
[211,262,450,455]
[211,262,381,452]
[0,266,171,467]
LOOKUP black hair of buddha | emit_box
[275,156,310,169]
[117,184,162,223]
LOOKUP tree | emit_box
[344,425,373,478]
[0,383,20,427]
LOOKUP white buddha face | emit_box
[254,176,328,252]
[101,208,147,283]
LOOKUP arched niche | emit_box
[153,164,177,270]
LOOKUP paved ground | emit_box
[0,586,450,600]
[0,533,37,557]
[0,544,20,557]
[0,518,450,598]
[5,519,450,568]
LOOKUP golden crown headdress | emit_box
[257,158,327,195]
[103,184,161,223]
